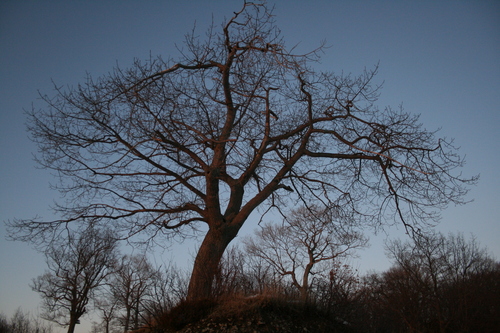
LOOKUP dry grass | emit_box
[156,292,352,332]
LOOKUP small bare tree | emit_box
[9,2,476,300]
[92,293,120,333]
[3,308,54,333]
[141,263,188,329]
[31,228,118,333]
[110,254,156,333]
[245,205,367,301]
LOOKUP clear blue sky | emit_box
[1,0,499,330]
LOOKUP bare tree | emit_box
[92,293,120,333]
[10,2,476,300]
[7,309,32,333]
[384,231,497,332]
[31,228,118,333]
[1,308,54,333]
[94,258,188,333]
[110,254,156,333]
[141,263,188,329]
[314,262,361,322]
[0,313,7,333]
[245,205,367,301]
[244,253,281,296]
[212,245,251,297]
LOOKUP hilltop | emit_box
[157,295,353,333]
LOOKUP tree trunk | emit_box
[187,223,239,300]
[67,324,76,333]
[67,306,83,333]
[67,317,77,333]
[133,300,139,330]
[300,261,313,302]
[123,307,131,333]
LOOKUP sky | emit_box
[0,0,499,331]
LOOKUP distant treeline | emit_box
[9,230,499,333]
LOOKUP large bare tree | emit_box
[10,3,476,300]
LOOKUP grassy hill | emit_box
[156,294,353,333]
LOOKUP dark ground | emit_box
[158,295,353,333]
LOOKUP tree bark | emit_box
[187,223,240,300]
[67,317,77,333]
[67,323,75,333]
[123,307,130,333]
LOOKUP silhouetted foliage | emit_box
[46,230,496,333]
[352,232,500,332]
[0,314,7,333]
[313,263,362,325]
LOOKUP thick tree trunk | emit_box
[67,316,77,333]
[67,306,83,333]
[187,223,239,300]
[67,322,76,333]
[300,261,313,302]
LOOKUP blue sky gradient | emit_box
[1,1,499,330]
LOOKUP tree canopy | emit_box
[9,2,476,299]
